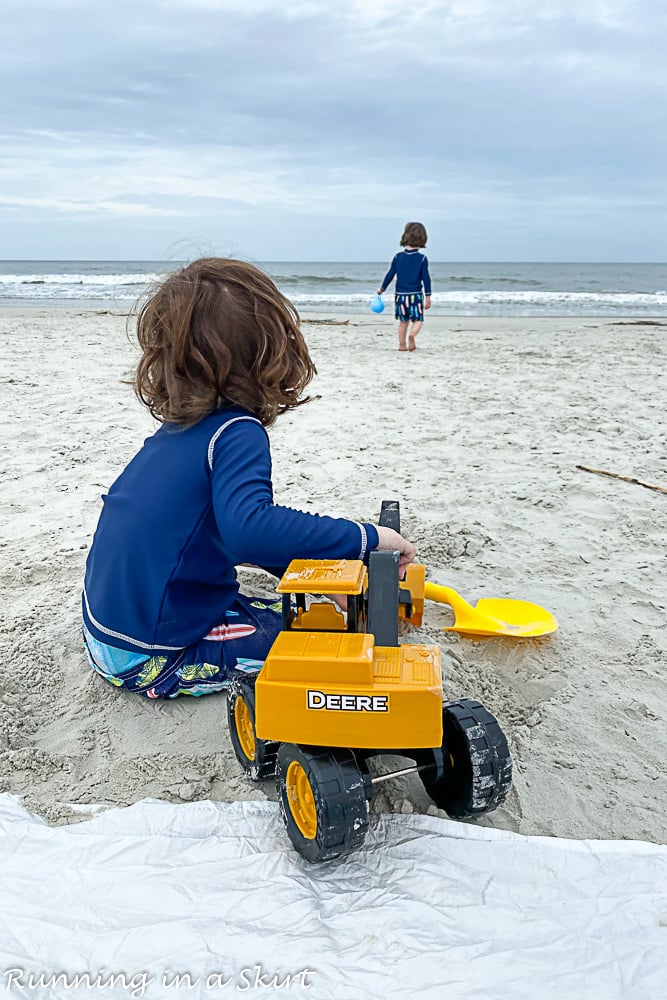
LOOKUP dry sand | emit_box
[0,308,665,842]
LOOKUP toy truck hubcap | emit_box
[234,697,256,762]
[285,761,318,839]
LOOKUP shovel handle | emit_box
[423,581,475,615]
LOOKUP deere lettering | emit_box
[307,690,389,712]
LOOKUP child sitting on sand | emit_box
[82,258,415,698]
[377,222,432,351]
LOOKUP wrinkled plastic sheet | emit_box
[0,794,665,1000]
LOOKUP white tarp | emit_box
[0,793,665,1000]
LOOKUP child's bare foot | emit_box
[408,334,417,351]
[398,345,408,351]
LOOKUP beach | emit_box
[1,308,665,843]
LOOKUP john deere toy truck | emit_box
[227,503,512,862]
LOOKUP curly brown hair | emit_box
[133,258,316,427]
[400,222,428,248]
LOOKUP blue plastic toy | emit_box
[370,294,385,314]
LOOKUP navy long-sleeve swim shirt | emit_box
[82,406,379,654]
[380,248,432,296]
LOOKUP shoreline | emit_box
[1,309,665,841]
[3,303,667,322]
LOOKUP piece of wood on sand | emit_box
[576,465,667,495]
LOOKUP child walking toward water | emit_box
[377,222,432,351]
[82,258,415,699]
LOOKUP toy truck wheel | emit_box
[226,672,278,780]
[421,699,512,818]
[276,744,370,863]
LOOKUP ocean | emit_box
[1,260,666,317]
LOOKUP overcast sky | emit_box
[1,0,666,260]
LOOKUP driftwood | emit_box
[612,320,667,327]
[303,318,350,326]
[576,465,667,495]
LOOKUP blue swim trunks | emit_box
[82,594,283,698]
[395,293,424,323]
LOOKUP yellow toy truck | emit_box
[227,503,512,863]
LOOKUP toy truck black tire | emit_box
[226,671,279,780]
[276,744,370,863]
[421,699,512,818]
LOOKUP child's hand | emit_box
[425,295,432,310]
[327,594,348,612]
[375,526,417,576]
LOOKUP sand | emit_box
[0,308,665,842]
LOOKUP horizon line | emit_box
[0,258,665,266]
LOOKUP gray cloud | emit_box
[1,0,666,258]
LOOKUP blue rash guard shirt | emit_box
[82,406,379,655]
[379,248,432,296]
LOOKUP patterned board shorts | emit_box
[395,292,424,323]
[83,594,283,699]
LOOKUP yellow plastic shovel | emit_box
[423,581,558,638]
